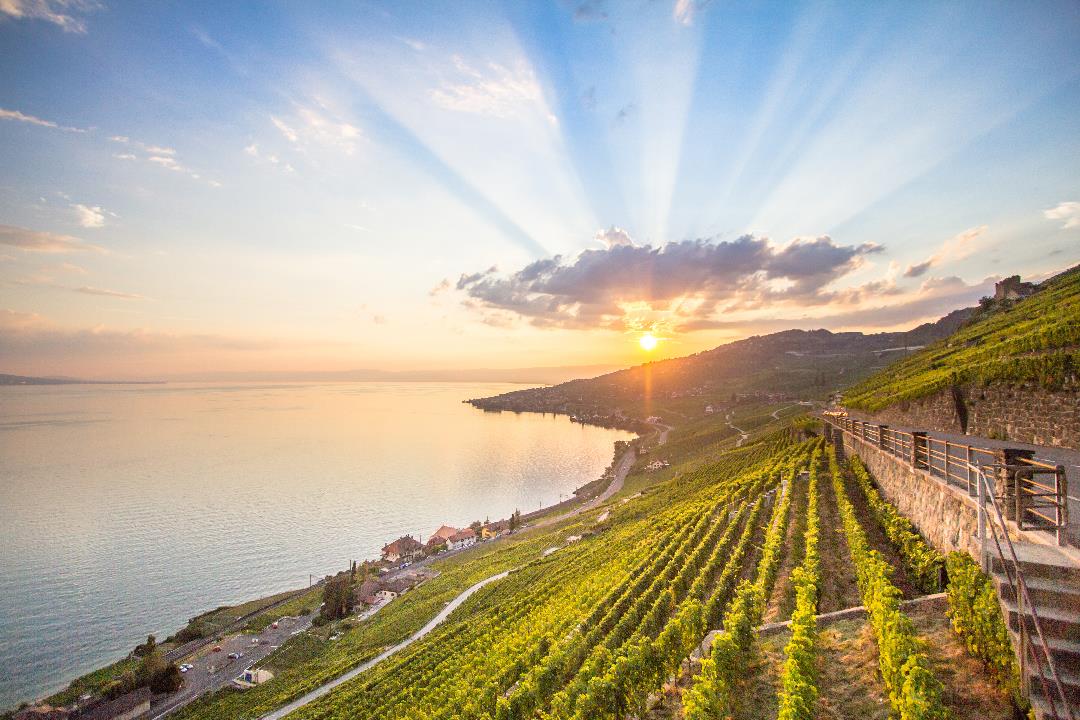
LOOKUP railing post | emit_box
[995,448,1036,523]
[977,469,988,571]
[877,425,888,451]
[911,431,928,470]
[972,444,980,496]
[1056,465,1069,547]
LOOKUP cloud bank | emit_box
[0,224,105,253]
[454,233,885,331]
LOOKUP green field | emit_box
[843,265,1080,411]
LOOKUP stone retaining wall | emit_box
[858,384,1079,450]
[830,426,982,560]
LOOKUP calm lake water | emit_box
[0,381,632,708]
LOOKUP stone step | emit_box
[996,574,1080,612]
[1002,597,1080,642]
[1029,693,1079,720]
[987,543,1080,585]
[1028,662,1080,708]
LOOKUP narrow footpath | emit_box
[257,571,510,720]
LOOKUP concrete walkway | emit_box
[258,570,511,720]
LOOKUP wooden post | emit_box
[878,425,889,451]
[911,432,928,470]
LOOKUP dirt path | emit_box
[763,474,808,623]
[909,604,1014,720]
[816,619,891,720]
[817,465,861,614]
[257,571,511,720]
[839,464,920,598]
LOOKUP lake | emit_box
[0,381,632,708]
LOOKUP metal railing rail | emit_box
[825,416,1069,546]
[973,460,1074,720]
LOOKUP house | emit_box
[481,522,504,540]
[355,579,380,605]
[234,667,274,688]
[704,405,715,415]
[381,577,417,595]
[447,528,477,551]
[645,416,662,424]
[381,536,423,563]
[426,525,459,546]
[78,688,152,720]
[13,705,69,720]
[376,589,397,602]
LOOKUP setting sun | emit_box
[639,333,658,351]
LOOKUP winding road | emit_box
[258,570,510,720]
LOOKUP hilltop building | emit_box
[381,536,423,563]
[994,275,1036,301]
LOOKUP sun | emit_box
[639,333,658,351]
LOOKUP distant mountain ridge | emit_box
[468,306,976,420]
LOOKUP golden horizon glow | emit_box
[639,332,658,351]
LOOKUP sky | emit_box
[0,0,1078,379]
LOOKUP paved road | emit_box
[150,613,316,719]
[258,571,511,720]
[531,421,671,530]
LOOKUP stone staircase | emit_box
[988,542,1080,720]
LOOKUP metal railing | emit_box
[826,416,1069,546]
[972,461,1075,720]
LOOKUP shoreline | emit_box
[4,410,642,715]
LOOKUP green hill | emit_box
[469,311,973,424]
[843,265,1080,412]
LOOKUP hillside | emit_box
[468,309,974,424]
[842,264,1079,412]
[152,416,1018,720]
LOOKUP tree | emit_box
[320,573,355,621]
[150,663,183,693]
[508,509,521,532]
[469,520,483,534]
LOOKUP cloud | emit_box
[673,0,711,26]
[71,203,106,228]
[271,108,360,155]
[271,116,299,143]
[244,142,295,172]
[0,107,85,133]
[0,309,286,375]
[0,0,101,33]
[455,234,883,331]
[0,224,105,253]
[1044,201,1080,230]
[109,134,218,185]
[903,225,988,278]
[74,285,144,300]
[430,57,547,120]
[595,226,634,249]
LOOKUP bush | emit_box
[848,456,944,592]
[944,552,1023,705]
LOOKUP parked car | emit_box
[271,622,279,629]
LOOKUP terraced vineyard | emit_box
[843,263,1080,411]
[168,420,1019,720]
